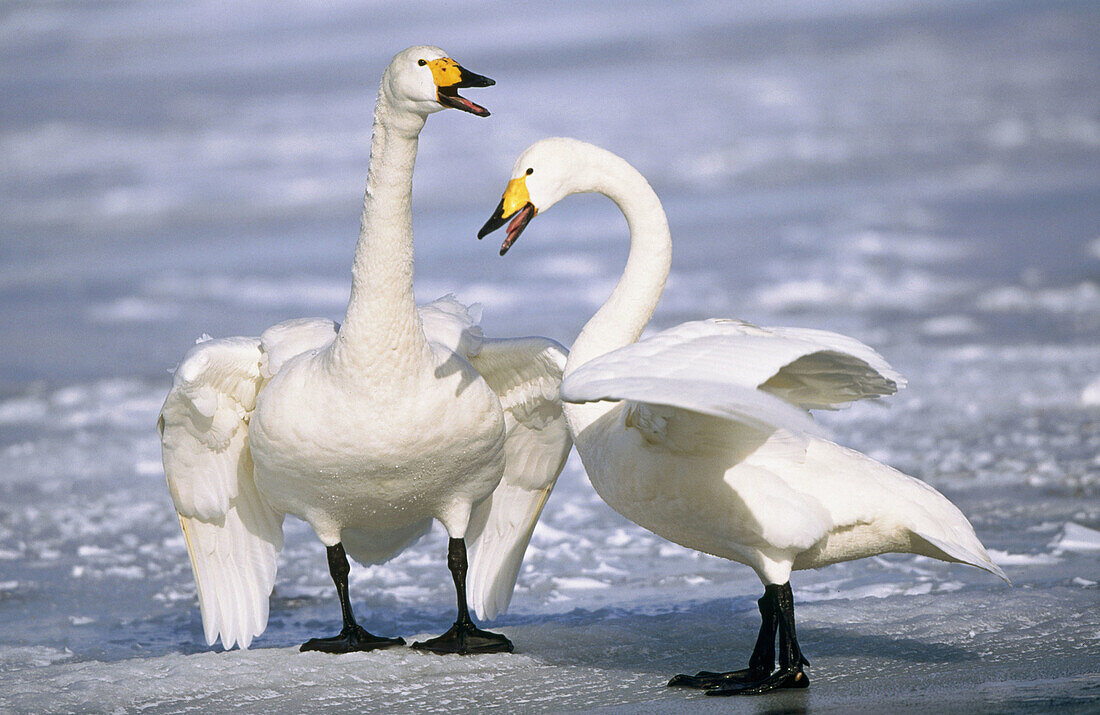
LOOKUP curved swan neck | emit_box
[333,90,430,372]
[566,153,672,373]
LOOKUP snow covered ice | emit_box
[1,1,1098,712]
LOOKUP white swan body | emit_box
[560,317,999,582]
[479,138,1005,692]
[158,49,570,651]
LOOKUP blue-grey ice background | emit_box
[1,1,1098,712]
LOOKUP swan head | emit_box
[383,45,494,117]
[478,137,607,255]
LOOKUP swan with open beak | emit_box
[427,57,494,116]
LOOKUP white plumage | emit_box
[560,316,1003,584]
[465,336,573,620]
[158,49,570,653]
[479,137,1005,694]
[158,336,280,650]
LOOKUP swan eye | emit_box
[418,59,427,66]
[525,168,533,175]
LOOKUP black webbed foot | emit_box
[706,668,809,696]
[300,625,405,653]
[672,582,809,697]
[300,544,404,654]
[707,583,809,695]
[411,620,514,655]
[670,587,779,690]
[668,667,772,689]
[413,537,515,655]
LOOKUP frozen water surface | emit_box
[1,1,1098,712]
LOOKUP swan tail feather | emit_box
[912,530,1010,584]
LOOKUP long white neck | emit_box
[331,90,432,374]
[563,150,672,433]
[566,153,672,373]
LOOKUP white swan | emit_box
[157,47,571,655]
[478,137,1007,695]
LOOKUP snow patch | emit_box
[987,549,1060,566]
[921,314,982,337]
[553,576,610,590]
[88,297,179,324]
[1088,236,1100,260]
[978,282,1100,315]
[0,646,73,674]
[1050,523,1100,553]
[1081,376,1100,406]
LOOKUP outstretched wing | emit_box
[749,323,904,410]
[158,337,284,650]
[465,337,572,621]
[562,319,904,437]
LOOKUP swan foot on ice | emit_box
[668,589,779,689]
[300,625,406,654]
[411,538,515,655]
[669,667,775,689]
[411,619,514,655]
[708,668,809,696]
[299,544,405,653]
[670,583,810,695]
[705,583,810,696]
[668,668,770,689]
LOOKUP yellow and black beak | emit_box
[478,175,537,255]
[428,58,494,116]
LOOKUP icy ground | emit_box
[1,1,1098,712]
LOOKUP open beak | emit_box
[429,58,494,116]
[478,176,537,255]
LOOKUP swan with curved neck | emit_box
[479,137,1006,695]
[159,48,573,656]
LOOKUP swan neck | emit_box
[333,90,429,370]
[566,157,672,374]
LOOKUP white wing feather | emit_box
[259,318,337,378]
[419,294,485,357]
[465,337,572,621]
[159,336,290,650]
[562,319,905,437]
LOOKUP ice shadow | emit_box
[75,592,974,671]
[489,597,978,676]
[265,594,976,674]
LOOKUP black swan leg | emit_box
[411,538,514,655]
[707,582,809,696]
[300,543,405,653]
[668,589,778,688]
